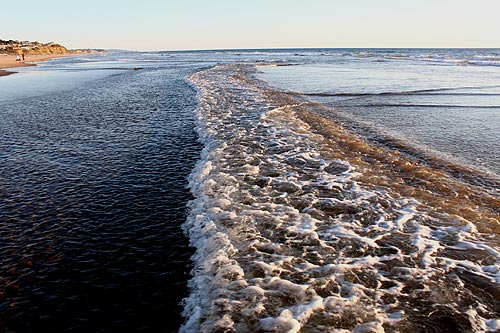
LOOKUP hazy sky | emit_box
[2,0,499,50]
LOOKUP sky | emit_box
[2,0,500,50]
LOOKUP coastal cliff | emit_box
[0,39,103,55]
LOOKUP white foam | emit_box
[260,309,301,333]
[181,64,500,332]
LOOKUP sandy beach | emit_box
[0,54,70,77]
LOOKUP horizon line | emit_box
[110,46,500,53]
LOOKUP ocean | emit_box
[0,49,499,333]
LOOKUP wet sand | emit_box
[0,69,15,77]
[0,54,71,77]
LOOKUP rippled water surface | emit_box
[258,50,500,176]
[0,60,203,332]
[1,49,499,333]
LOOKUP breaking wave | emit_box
[181,65,500,333]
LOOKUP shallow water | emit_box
[182,64,500,333]
[1,49,499,333]
[0,62,202,332]
[259,51,500,176]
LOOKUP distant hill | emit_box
[0,39,104,54]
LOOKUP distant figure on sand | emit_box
[16,49,24,61]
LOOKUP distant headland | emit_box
[0,39,105,77]
[0,39,104,55]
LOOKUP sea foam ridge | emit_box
[181,64,500,333]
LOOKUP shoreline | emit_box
[0,69,16,77]
[182,63,500,332]
[0,54,73,77]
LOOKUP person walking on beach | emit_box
[21,51,25,61]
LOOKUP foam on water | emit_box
[181,65,500,333]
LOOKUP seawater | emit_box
[0,49,499,333]
[258,49,500,177]
[0,53,206,332]
[181,50,500,333]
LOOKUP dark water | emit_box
[0,67,202,332]
[1,49,500,333]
